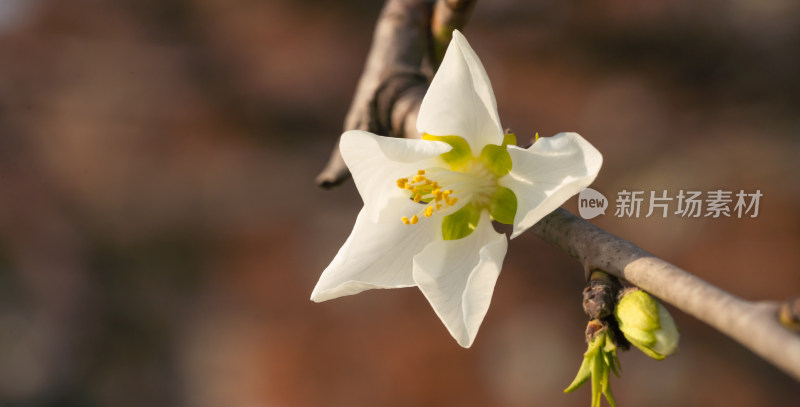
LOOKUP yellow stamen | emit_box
[396,171,460,225]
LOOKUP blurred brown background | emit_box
[0,0,798,406]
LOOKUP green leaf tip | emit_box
[564,328,620,407]
[422,133,473,170]
[489,186,517,225]
[442,202,481,240]
[479,132,516,176]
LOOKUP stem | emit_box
[532,208,800,381]
[431,0,477,67]
[316,0,433,188]
[315,0,476,188]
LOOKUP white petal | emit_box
[417,30,504,152]
[311,197,442,302]
[340,130,451,223]
[499,132,603,239]
[412,211,508,348]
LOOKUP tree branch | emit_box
[532,208,800,381]
[430,0,476,67]
[315,0,434,188]
[315,0,800,382]
[315,0,476,188]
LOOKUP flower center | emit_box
[396,163,499,225]
[393,133,518,239]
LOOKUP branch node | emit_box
[582,270,619,320]
[371,71,429,137]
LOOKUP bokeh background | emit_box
[0,0,798,405]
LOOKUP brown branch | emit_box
[532,208,800,381]
[316,0,800,382]
[315,0,475,188]
[431,0,477,67]
[315,0,432,188]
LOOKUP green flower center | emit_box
[396,133,518,240]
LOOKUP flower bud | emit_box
[564,320,619,407]
[614,288,679,360]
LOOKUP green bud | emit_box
[614,289,679,360]
[564,321,619,407]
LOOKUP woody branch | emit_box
[315,0,800,381]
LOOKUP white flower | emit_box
[311,30,602,347]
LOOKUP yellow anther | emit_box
[397,169,461,225]
[396,178,408,188]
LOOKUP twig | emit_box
[315,0,800,382]
[430,0,477,67]
[315,0,433,188]
[315,0,476,188]
[532,208,800,381]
